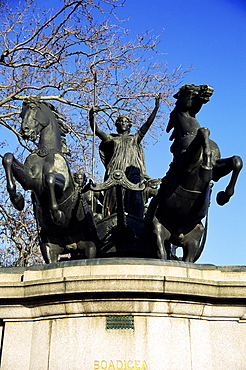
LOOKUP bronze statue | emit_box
[74,171,103,220]
[89,95,160,218]
[1,85,243,264]
[149,84,243,262]
[2,97,97,263]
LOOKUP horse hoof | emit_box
[11,193,24,211]
[216,191,230,206]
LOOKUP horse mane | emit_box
[167,84,195,132]
[173,83,196,100]
[23,96,71,155]
[166,99,180,154]
[166,84,198,154]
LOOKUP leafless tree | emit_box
[0,0,189,266]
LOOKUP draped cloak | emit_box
[99,131,148,218]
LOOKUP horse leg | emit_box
[41,242,64,263]
[184,127,213,183]
[2,153,25,211]
[45,173,66,226]
[181,223,204,262]
[213,156,243,205]
[152,216,169,260]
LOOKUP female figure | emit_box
[89,96,160,218]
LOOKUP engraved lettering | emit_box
[127,361,134,369]
[116,360,123,369]
[94,361,100,370]
[93,360,148,369]
[109,360,115,369]
[142,361,148,369]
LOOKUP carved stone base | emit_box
[0,259,245,369]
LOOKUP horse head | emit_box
[20,96,59,141]
[174,84,214,115]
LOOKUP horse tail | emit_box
[193,211,208,262]
[193,183,212,262]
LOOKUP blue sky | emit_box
[2,0,246,266]
[119,0,246,266]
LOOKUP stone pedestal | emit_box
[0,259,245,369]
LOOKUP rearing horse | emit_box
[151,84,243,262]
[2,97,97,263]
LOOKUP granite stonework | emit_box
[0,259,245,370]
